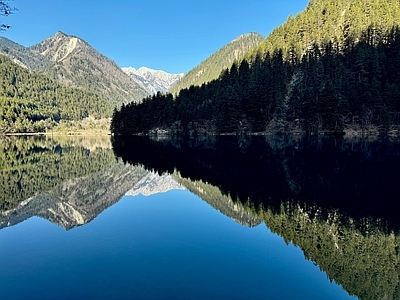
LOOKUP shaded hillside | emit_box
[169,32,264,94]
[0,54,113,133]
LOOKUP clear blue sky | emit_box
[1,0,309,74]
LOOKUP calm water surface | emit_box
[0,190,353,299]
[2,135,400,299]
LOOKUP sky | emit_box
[0,0,309,74]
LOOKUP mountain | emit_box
[0,32,149,106]
[112,0,400,136]
[122,66,183,95]
[28,31,149,106]
[169,32,264,95]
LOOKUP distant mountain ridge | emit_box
[169,32,264,94]
[122,66,184,95]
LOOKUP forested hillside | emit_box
[247,0,400,61]
[112,0,400,136]
[169,33,264,95]
[0,54,113,133]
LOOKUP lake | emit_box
[1,135,399,299]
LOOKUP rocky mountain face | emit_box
[122,66,183,95]
[169,32,264,95]
[0,163,260,230]
[0,32,149,106]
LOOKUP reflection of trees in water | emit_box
[113,134,400,300]
[253,202,400,300]
[0,136,115,211]
[112,135,400,232]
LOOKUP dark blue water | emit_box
[0,189,354,300]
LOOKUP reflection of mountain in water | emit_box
[112,135,400,232]
[112,135,400,300]
[124,171,261,227]
[125,172,185,197]
[0,135,151,230]
[0,136,116,211]
[0,161,148,230]
[0,136,262,231]
[173,172,261,227]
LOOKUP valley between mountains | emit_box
[0,29,261,134]
[2,0,400,136]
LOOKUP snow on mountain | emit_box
[122,66,184,95]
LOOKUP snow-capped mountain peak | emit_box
[122,66,184,95]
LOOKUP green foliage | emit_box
[247,0,400,62]
[0,54,113,133]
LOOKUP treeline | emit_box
[0,54,114,133]
[111,26,400,135]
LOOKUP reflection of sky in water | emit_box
[0,190,355,299]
